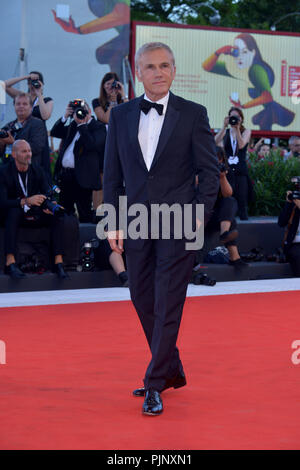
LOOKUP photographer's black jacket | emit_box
[3,116,48,169]
[278,201,300,250]
[51,116,106,190]
[0,159,50,210]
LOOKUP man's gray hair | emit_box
[289,135,300,146]
[135,42,175,70]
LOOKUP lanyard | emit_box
[18,172,28,197]
[230,130,237,156]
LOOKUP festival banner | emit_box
[133,23,300,133]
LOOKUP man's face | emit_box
[136,48,176,101]
[14,96,32,122]
[291,139,300,155]
[12,141,32,167]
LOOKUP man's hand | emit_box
[64,104,74,120]
[26,194,47,207]
[0,131,14,145]
[107,230,124,254]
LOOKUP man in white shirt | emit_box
[104,42,219,416]
[51,101,106,222]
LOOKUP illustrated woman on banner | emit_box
[52,0,130,79]
[202,33,295,130]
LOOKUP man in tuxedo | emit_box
[103,42,219,415]
[0,93,48,173]
[51,101,106,222]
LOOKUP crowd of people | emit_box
[0,69,299,280]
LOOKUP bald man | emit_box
[0,140,67,279]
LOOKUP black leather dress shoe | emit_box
[133,372,186,397]
[142,389,163,416]
[54,263,69,279]
[4,263,26,279]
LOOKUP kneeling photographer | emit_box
[278,177,300,276]
[205,146,246,269]
[50,99,106,223]
[0,140,67,279]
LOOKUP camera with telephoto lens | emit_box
[41,185,64,216]
[69,99,88,120]
[0,122,22,139]
[288,176,300,201]
[229,115,240,126]
[111,80,120,90]
[30,79,41,89]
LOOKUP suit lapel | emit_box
[127,95,148,172]
[150,92,180,171]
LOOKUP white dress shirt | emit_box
[61,116,92,168]
[138,92,169,171]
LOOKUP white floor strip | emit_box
[0,278,299,308]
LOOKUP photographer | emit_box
[0,93,49,176]
[278,179,300,276]
[0,140,67,279]
[205,146,247,269]
[215,107,252,220]
[285,136,300,160]
[4,72,53,179]
[92,72,128,125]
[50,100,106,223]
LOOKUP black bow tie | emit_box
[140,99,164,116]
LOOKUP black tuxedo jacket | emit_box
[51,117,106,190]
[4,116,48,168]
[0,159,50,210]
[103,92,219,241]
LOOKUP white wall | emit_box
[0,0,120,137]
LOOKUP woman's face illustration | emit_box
[233,38,255,69]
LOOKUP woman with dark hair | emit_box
[92,72,128,125]
[4,71,53,181]
[91,72,127,209]
[215,107,252,219]
[202,33,295,130]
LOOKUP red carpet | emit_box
[0,290,300,450]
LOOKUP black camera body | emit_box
[229,115,240,126]
[41,185,64,216]
[69,99,88,120]
[111,80,120,90]
[30,79,41,89]
[0,122,22,139]
[288,176,300,201]
[0,129,9,139]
